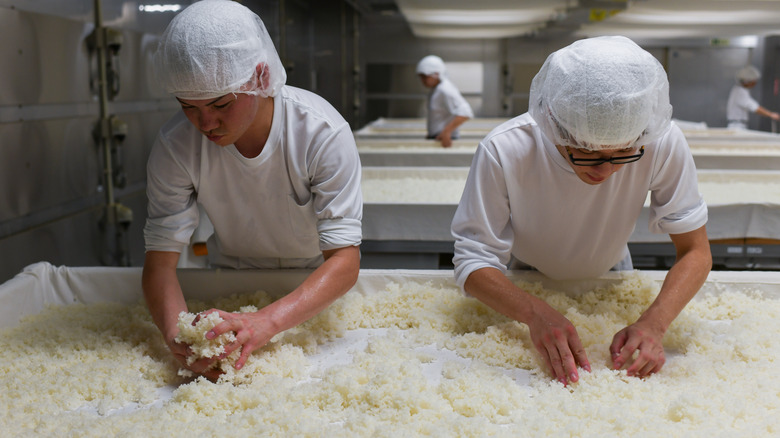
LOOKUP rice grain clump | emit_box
[174,305,256,379]
[1,271,780,437]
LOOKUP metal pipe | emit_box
[93,0,115,220]
[279,0,286,64]
[341,2,347,113]
[93,0,133,266]
[352,7,361,127]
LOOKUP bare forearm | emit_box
[756,106,780,120]
[443,116,469,135]
[142,251,187,341]
[465,266,591,384]
[464,267,539,324]
[262,245,360,334]
[638,230,712,331]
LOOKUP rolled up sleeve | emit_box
[452,144,513,290]
[143,135,199,253]
[311,125,363,251]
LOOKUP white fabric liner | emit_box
[362,167,780,243]
[634,169,780,242]
[8,262,780,329]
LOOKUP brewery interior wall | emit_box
[1,0,778,283]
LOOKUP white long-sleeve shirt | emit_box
[426,78,474,138]
[144,86,362,269]
[451,113,707,287]
[726,85,760,128]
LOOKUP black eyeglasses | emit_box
[566,146,645,167]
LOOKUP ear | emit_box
[256,63,270,91]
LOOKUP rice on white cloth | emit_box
[1,271,778,437]
[175,305,257,379]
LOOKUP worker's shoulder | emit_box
[157,111,199,145]
[480,113,538,149]
[279,85,348,127]
[653,120,686,150]
[437,78,462,93]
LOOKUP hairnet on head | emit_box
[416,55,446,77]
[528,36,672,151]
[736,65,761,85]
[154,0,286,100]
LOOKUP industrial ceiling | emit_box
[388,0,780,40]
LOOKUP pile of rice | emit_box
[361,176,466,204]
[175,305,257,379]
[1,272,778,437]
[362,174,780,206]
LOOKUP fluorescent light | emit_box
[403,8,556,26]
[138,4,182,13]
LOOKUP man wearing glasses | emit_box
[451,36,711,387]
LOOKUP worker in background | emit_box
[142,0,362,380]
[416,55,474,147]
[451,36,712,387]
[726,65,780,129]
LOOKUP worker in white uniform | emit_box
[726,65,780,129]
[416,55,474,147]
[142,0,362,380]
[451,36,712,387]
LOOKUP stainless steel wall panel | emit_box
[0,0,366,284]
[0,0,92,21]
[759,36,780,133]
[0,118,99,223]
[0,4,171,283]
[0,207,105,283]
[0,8,43,105]
[667,46,753,128]
[116,110,177,183]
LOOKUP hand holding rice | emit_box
[175,306,257,380]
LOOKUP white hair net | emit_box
[416,55,446,77]
[154,0,286,100]
[529,36,672,151]
[736,65,761,85]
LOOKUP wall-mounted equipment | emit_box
[90,0,132,266]
[87,27,123,100]
[92,115,128,190]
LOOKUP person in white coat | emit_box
[451,36,712,387]
[143,0,362,380]
[416,55,474,147]
[726,65,779,129]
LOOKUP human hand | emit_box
[610,320,666,378]
[198,308,276,371]
[436,131,453,148]
[165,335,223,381]
[527,301,591,386]
[770,112,780,121]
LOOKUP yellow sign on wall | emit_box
[589,9,622,22]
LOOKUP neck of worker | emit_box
[235,95,274,158]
